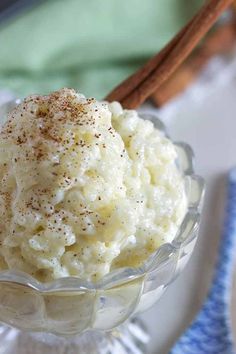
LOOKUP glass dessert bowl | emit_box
[0,99,204,354]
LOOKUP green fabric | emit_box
[0,0,203,99]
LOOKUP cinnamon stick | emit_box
[105,0,234,109]
[152,22,236,106]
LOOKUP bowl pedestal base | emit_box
[0,318,149,354]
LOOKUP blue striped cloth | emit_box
[170,169,236,354]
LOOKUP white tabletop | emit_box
[141,53,236,353]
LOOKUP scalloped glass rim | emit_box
[0,103,205,292]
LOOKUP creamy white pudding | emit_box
[0,88,186,282]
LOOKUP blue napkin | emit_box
[170,169,236,354]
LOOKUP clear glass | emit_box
[0,104,205,353]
